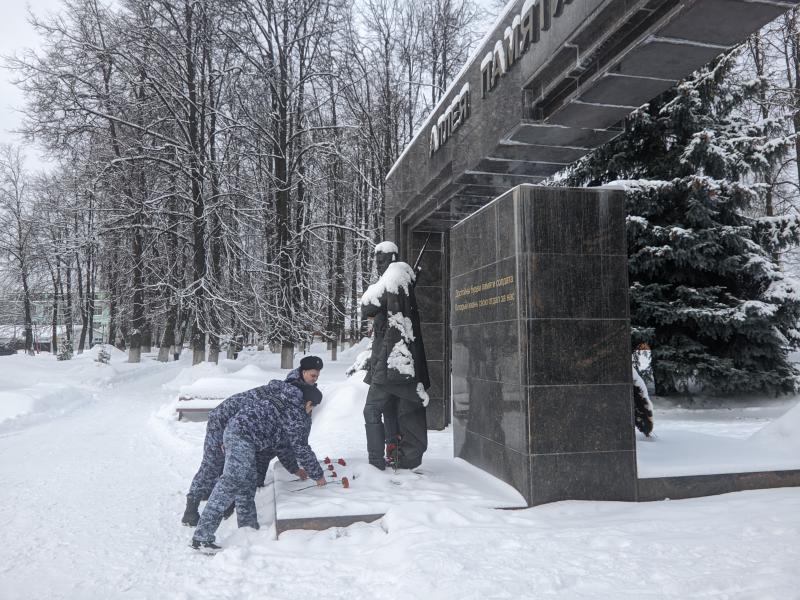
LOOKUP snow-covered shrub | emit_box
[57,338,73,361]
[346,342,372,377]
[95,346,111,364]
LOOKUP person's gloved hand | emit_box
[302,384,322,405]
[292,378,322,405]
[295,468,308,480]
[315,477,326,487]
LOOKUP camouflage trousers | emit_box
[188,420,272,501]
[193,429,260,543]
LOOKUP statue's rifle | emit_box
[412,232,433,274]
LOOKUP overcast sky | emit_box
[0,0,64,169]
[0,0,503,171]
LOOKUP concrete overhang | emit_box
[386,0,800,236]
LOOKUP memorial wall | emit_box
[450,185,635,505]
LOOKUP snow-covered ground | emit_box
[0,344,799,599]
[637,398,800,477]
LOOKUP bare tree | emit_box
[0,146,36,355]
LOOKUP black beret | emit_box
[299,355,323,371]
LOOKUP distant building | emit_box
[0,291,110,348]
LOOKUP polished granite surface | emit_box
[450,185,636,505]
[410,231,449,430]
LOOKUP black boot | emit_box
[191,539,222,554]
[182,496,200,527]
[365,423,386,470]
[396,400,427,469]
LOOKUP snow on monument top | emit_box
[602,179,672,191]
[374,241,399,255]
[360,261,415,307]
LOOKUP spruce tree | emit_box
[566,50,800,396]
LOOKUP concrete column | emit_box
[409,230,450,430]
[450,185,637,505]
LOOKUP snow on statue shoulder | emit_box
[360,262,416,308]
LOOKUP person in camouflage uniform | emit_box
[181,364,317,527]
[191,356,326,552]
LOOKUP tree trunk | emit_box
[65,264,73,343]
[77,307,88,352]
[787,12,800,197]
[205,28,222,368]
[21,269,34,356]
[86,201,95,349]
[280,342,294,369]
[192,332,205,365]
[75,239,88,353]
[158,304,178,363]
[51,265,60,354]
[208,335,220,365]
[118,323,127,351]
[176,314,191,361]
[107,257,117,347]
[142,322,152,354]
[129,223,145,363]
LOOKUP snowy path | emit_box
[0,348,799,599]
[0,357,219,599]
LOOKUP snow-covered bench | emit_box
[172,367,274,421]
[175,396,224,421]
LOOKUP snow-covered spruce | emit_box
[567,50,800,396]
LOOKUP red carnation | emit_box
[327,464,334,471]
[331,471,337,478]
[323,457,331,464]
[337,458,347,466]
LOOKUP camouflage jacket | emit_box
[225,369,323,481]
[209,370,312,474]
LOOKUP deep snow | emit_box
[0,345,799,599]
[637,399,800,477]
